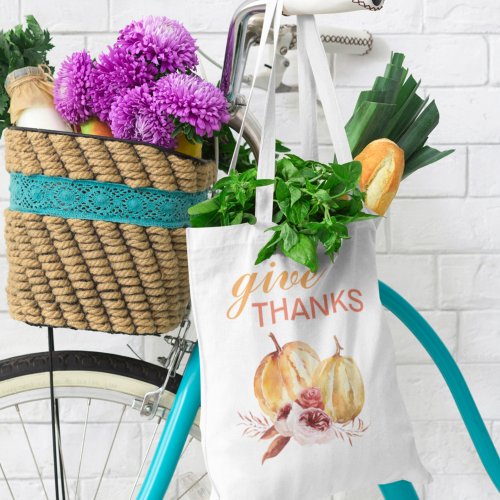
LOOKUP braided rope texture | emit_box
[288,29,373,56]
[4,128,217,335]
[4,128,216,192]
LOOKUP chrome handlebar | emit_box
[221,0,381,102]
[222,0,383,162]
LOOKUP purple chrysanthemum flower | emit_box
[54,50,95,125]
[90,46,157,123]
[153,74,230,138]
[117,16,198,74]
[109,83,177,149]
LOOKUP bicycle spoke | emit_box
[126,344,143,361]
[180,436,194,460]
[178,472,208,499]
[176,436,202,499]
[48,327,60,500]
[15,405,49,500]
[128,416,163,500]
[57,432,69,500]
[93,405,126,500]
[55,400,69,500]
[74,399,91,500]
[0,462,15,500]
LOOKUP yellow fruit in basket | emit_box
[80,117,113,137]
[175,133,203,158]
[254,333,320,418]
[312,336,364,423]
[355,138,404,215]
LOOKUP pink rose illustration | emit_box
[275,402,335,445]
[296,387,324,410]
[292,406,334,445]
[274,403,293,437]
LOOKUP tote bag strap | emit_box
[297,23,318,161]
[299,16,379,219]
[228,0,282,174]
[254,2,283,223]
[296,15,353,164]
[255,14,354,224]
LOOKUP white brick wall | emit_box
[0,1,499,499]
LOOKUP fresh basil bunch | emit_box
[188,154,376,272]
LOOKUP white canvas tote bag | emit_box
[187,4,430,498]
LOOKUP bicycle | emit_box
[0,1,499,499]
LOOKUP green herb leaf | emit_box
[255,232,281,265]
[281,223,299,252]
[330,161,362,189]
[276,179,290,204]
[281,233,319,273]
[188,197,219,216]
[289,185,302,206]
[286,199,309,225]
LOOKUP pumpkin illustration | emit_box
[312,336,365,423]
[254,333,320,418]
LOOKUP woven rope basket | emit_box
[4,127,217,335]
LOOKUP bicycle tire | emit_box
[0,350,197,429]
[0,351,206,499]
[0,350,181,390]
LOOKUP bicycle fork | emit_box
[136,345,202,500]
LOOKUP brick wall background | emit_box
[0,1,499,499]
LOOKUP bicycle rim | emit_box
[0,351,207,500]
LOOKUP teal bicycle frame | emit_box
[137,281,500,499]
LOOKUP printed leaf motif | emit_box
[331,418,369,446]
[260,425,278,440]
[262,435,291,464]
[238,411,273,439]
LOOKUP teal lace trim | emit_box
[9,173,208,228]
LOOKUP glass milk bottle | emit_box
[5,66,72,132]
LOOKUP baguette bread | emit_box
[354,138,404,215]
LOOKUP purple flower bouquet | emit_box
[53,16,230,157]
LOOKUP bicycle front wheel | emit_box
[0,350,207,500]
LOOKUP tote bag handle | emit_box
[228,7,353,224]
[254,14,354,224]
[296,15,353,165]
[228,0,283,174]
[297,18,318,161]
